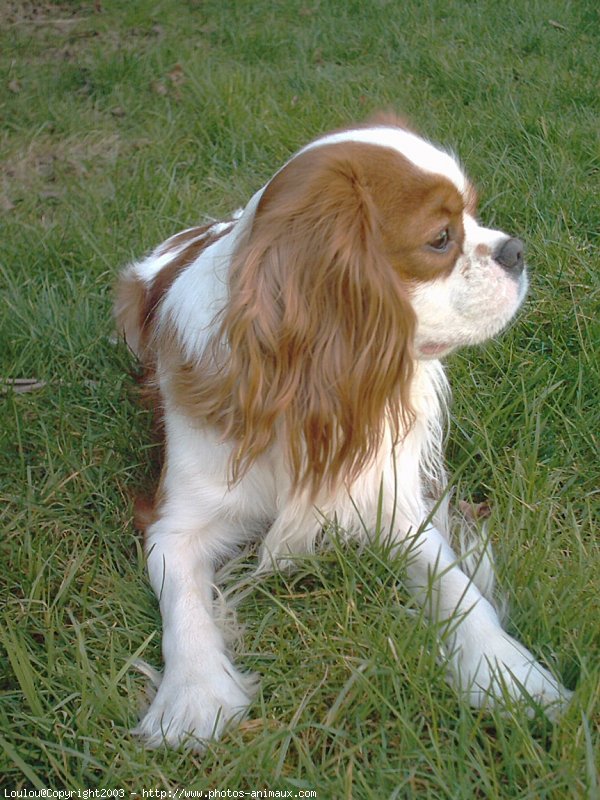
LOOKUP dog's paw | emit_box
[451,625,572,719]
[133,659,257,750]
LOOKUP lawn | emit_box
[1,0,598,797]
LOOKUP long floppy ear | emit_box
[180,143,416,497]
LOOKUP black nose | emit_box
[494,237,525,275]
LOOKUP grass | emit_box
[1,0,598,796]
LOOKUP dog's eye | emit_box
[429,228,450,252]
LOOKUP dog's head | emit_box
[251,115,527,360]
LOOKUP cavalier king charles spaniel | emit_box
[115,114,571,749]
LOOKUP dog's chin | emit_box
[416,326,510,359]
[417,341,457,359]
[416,297,527,360]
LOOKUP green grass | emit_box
[1,0,598,796]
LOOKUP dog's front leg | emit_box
[404,524,572,718]
[133,517,254,750]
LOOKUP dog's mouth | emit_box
[418,341,454,358]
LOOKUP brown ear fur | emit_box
[171,144,416,498]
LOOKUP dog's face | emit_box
[411,215,528,359]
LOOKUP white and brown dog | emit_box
[116,115,571,749]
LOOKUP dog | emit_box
[115,114,572,749]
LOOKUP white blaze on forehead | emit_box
[297,126,467,195]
